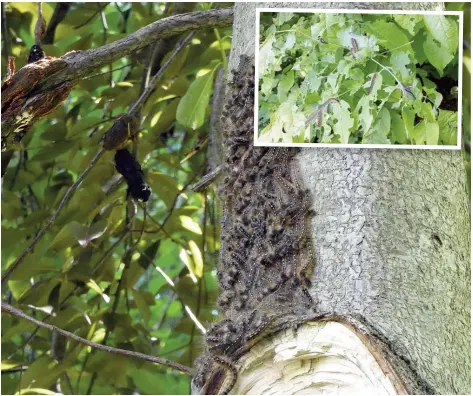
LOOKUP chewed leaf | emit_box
[423,15,459,55]
[331,100,354,144]
[411,120,439,145]
[437,109,458,145]
[423,35,454,74]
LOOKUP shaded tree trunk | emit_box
[203,2,470,395]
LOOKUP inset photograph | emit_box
[255,9,462,148]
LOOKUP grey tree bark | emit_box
[221,2,470,395]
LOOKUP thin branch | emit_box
[1,302,194,376]
[83,63,133,80]
[85,239,133,394]
[1,3,11,60]
[38,8,233,91]
[1,149,105,285]
[43,3,71,44]
[138,248,206,334]
[74,3,107,30]
[191,165,222,192]
[34,3,46,46]
[129,31,195,114]
[189,195,207,363]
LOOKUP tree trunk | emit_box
[197,2,470,395]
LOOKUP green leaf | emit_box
[176,63,220,129]
[390,52,411,81]
[365,72,382,100]
[131,289,151,323]
[390,111,408,144]
[275,12,294,26]
[423,35,454,74]
[179,216,202,235]
[331,101,354,144]
[1,360,26,370]
[86,279,110,303]
[278,70,294,101]
[365,20,413,54]
[394,14,423,36]
[366,107,390,144]
[17,388,57,395]
[358,96,374,134]
[188,240,203,278]
[402,106,416,141]
[147,172,181,208]
[411,120,439,145]
[423,15,459,55]
[437,109,458,145]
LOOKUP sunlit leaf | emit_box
[176,63,221,129]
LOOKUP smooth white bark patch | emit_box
[232,321,398,395]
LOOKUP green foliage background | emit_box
[1,2,229,394]
[258,11,461,145]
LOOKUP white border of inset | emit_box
[254,8,463,150]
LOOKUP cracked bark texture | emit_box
[226,2,470,395]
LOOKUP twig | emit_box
[137,249,206,334]
[369,58,415,99]
[142,172,200,238]
[1,149,105,285]
[129,31,195,114]
[189,195,207,363]
[83,63,132,80]
[1,3,10,60]
[74,3,107,30]
[98,5,113,88]
[1,302,194,376]
[85,239,133,394]
[191,165,222,192]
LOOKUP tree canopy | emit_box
[2,2,232,394]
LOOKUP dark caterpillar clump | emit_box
[114,149,151,202]
[192,55,316,395]
[27,44,46,64]
[103,114,139,151]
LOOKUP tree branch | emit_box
[1,302,194,376]
[38,8,233,91]
[1,3,10,60]
[1,148,105,285]
[43,3,71,44]
[191,165,222,192]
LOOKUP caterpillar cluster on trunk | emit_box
[192,55,317,395]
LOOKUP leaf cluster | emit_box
[1,2,231,394]
[258,11,460,145]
